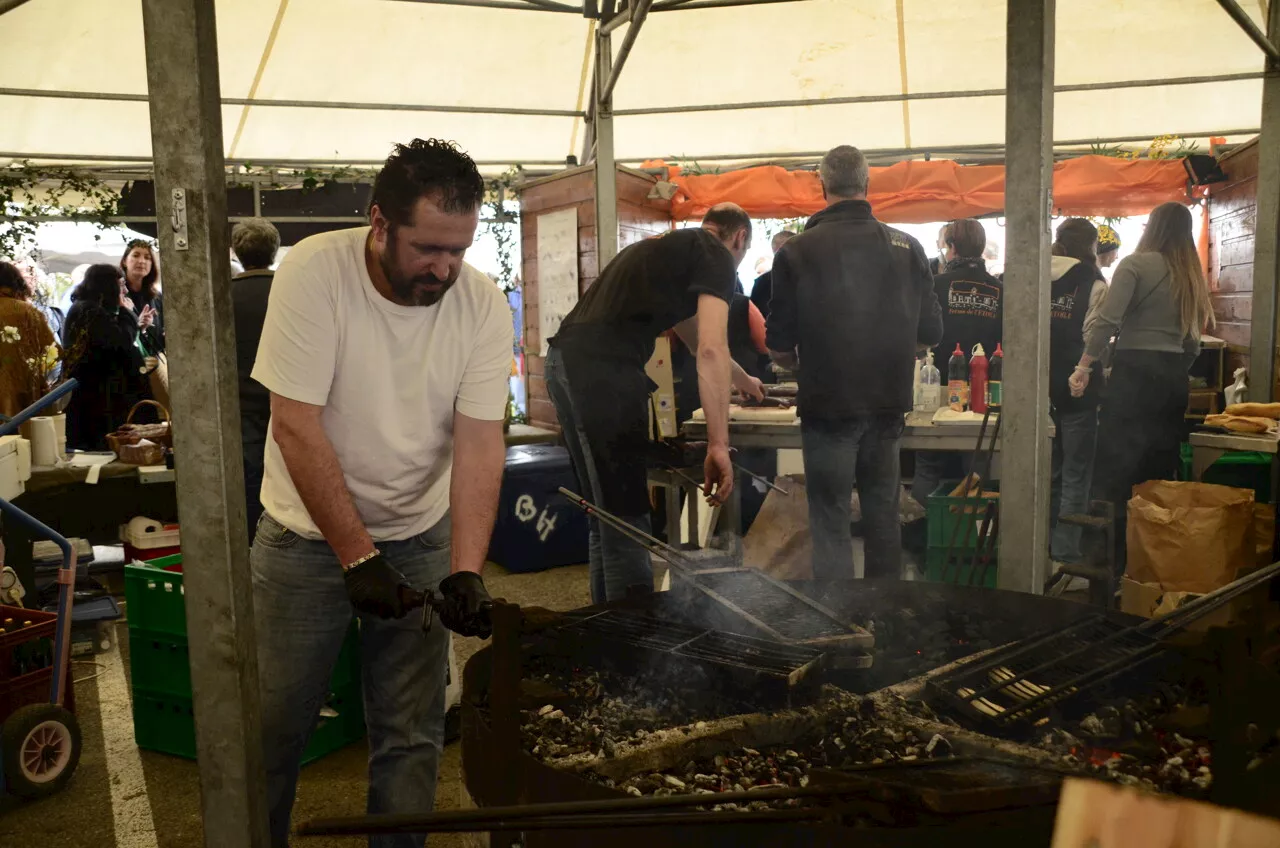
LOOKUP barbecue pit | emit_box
[459,578,1280,848]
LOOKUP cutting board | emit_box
[692,405,798,422]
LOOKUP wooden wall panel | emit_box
[517,167,671,430]
[1207,139,1260,378]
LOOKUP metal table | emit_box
[680,410,1024,453]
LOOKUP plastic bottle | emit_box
[987,343,1003,409]
[969,343,990,414]
[916,350,942,412]
[947,344,968,412]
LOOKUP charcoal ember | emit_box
[1078,715,1106,736]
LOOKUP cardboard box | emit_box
[1120,576,1261,632]
[645,336,678,439]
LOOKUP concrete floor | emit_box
[0,560,593,848]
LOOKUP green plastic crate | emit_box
[1178,443,1273,503]
[127,553,365,763]
[124,554,187,638]
[926,481,1001,550]
[133,681,366,764]
[924,547,998,589]
[128,623,361,700]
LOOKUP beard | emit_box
[381,237,459,307]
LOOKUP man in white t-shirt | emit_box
[250,138,512,847]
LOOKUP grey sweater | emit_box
[1084,252,1200,361]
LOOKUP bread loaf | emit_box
[1205,414,1277,434]
[1224,402,1280,420]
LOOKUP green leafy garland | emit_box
[0,162,122,259]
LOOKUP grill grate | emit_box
[927,560,1280,733]
[556,609,826,684]
[925,616,1163,732]
[693,569,856,642]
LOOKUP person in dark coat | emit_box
[767,145,943,581]
[1047,219,1108,583]
[231,217,281,540]
[62,264,148,451]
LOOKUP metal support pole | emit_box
[1214,0,1280,62]
[998,0,1054,594]
[140,1,269,844]
[593,28,620,267]
[601,0,652,102]
[1249,1,1280,402]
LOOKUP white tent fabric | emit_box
[0,0,1270,172]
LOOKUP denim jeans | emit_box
[1049,406,1099,563]
[252,513,452,848]
[544,346,653,602]
[801,415,904,580]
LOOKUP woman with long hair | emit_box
[1046,219,1108,583]
[1070,203,1213,569]
[120,239,164,353]
[63,264,149,450]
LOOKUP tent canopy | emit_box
[0,0,1270,172]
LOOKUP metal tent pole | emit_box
[997,0,1055,594]
[593,26,620,267]
[140,1,269,844]
[1249,1,1280,402]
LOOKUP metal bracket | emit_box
[171,188,189,251]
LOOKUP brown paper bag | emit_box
[1126,480,1255,593]
[1255,503,1275,568]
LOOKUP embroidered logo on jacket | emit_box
[946,280,1000,319]
[1050,285,1080,321]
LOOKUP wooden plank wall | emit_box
[1207,139,1259,379]
[518,166,672,429]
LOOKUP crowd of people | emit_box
[547,143,1215,600]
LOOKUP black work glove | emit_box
[438,572,493,638]
[344,555,411,619]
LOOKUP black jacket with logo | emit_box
[1049,256,1106,414]
[766,200,943,419]
[932,257,1003,364]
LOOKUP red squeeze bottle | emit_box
[969,343,989,414]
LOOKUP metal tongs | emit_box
[398,587,493,634]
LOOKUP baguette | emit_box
[1224,402,1280,419]
[1205,414,1276,435]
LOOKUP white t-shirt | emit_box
[252,226,513,541]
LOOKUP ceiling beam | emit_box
[1214,0,1280,61]
[0,0,34,16]
[384,0,580,12]
[0,87,584,118]
[611,71,1267,116]
[601,0,653,101]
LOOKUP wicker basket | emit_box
[106,400,172,455]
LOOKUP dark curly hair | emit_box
[369,138,485,227]
[76,263,125,309]
[0,262,29,297]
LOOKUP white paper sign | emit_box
[537,208,579,355]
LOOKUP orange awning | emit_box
[663,156,1204,223]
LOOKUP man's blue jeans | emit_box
[801,415,904,580]
[1050,406,1099,563]
[252,513,452,848]
[544,346,653,602]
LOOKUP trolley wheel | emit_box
[2,703,82,798]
